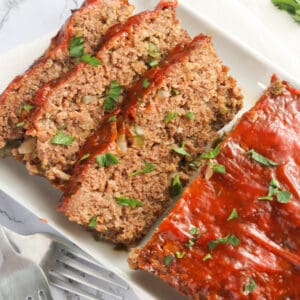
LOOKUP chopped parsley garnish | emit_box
[258,178,291,203]
[79,153,90,162]
[18,104,35,115]
[69,36,84,57]
[175,251,185,259]
[130,161,155,177]
[227,208,238,221]
[96,153,119,168]
[115,197,142,208]
[164,255,173,266]
[80,53,101,67]
[272,0,300,22]
[107,115,117,122]
[51,131,75,146]
[142,78,150,89]
[185,111,195,120]
[164,112,178,124]
[202,253,212,261]
[149,60,159,68]
[185,239,195,248]
[172,174,182,196]
[172,141,191,157]
[88,215,97,229]
[16,121,26,128]
[244,278,256,294]
[189,226,199,236]
[171,88,180,96]
[212,164,226,174]
[200,145,221,159]
[247,149,279,167]
[103,80,123,111]
[209,234,240,252]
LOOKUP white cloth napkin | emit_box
[185,0,300,80]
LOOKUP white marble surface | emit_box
[0,0,299,299]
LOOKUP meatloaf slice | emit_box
[129,76,300,298]
[24,3,191,189]
[58,34,243,245]
[0,0,134,150]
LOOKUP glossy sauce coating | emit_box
[137,76,300,299]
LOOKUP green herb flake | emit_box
[104,80,123,111]
[258,178,291,203]
[88,215,97,229]
[172,142,191,157]
[212,164,226,174]
[200,145,221,159]
[80,53,101,67]
[96,153,119,168]
[107,115,117,123]
[271,0,300,23]
[69,36,84,58]
[148,42,160,58]
[189,226,199,236]
[164,255,173,266]
[185,239,195,248]
[164,112,178,124]
[172,174,182,197]
[209,234,240,252]
[171,88,180,96]
[175,251,185,259]
[227,208,238,221]
[247,149,279,167]
[16,121,26,128]
[130,161,156,177]
[202,253,212,261]
[185,111,195,120]
[142,78,150,89]
[80,153,90,162]
[115,197,142,208]
[244,278,256,294]
[149,60,159,68]
[18,104,35,115]
[51,131,75,146]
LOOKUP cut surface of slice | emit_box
[58,34,243,245]
[25,3,190,188]
[130,76,300,298]
[0,0,134,151]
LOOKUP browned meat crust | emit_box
[58,34,243,245]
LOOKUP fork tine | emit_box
[49,265,123,299]
[49,275,105,300]
[56,254,128,290]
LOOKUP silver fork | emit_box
[1,225,133,300]
[0,226,53,300]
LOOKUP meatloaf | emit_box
[129,76,300,298]
[24,2,191,189]
[0,0,134,153]
[58,34,243,245]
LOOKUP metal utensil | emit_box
[0,225,53,300]
[2,226,132,300]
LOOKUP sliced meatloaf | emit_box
[58,34,243,245]
[0,0,134,150]
[129,76,300,299]
[24,3,191,188]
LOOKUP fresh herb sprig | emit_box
[272,0,300,22]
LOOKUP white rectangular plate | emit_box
[0,1,299,299]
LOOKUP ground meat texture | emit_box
[0,0,134,150]
[25,4,191,189]
[129,76,300,299]
[58,34,243,245]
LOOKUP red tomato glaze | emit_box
[137,75,300,299]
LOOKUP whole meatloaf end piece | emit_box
[129,76,300,299]
[25,2,191,188]
[0,0,134,152]
[58,34,243,245]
